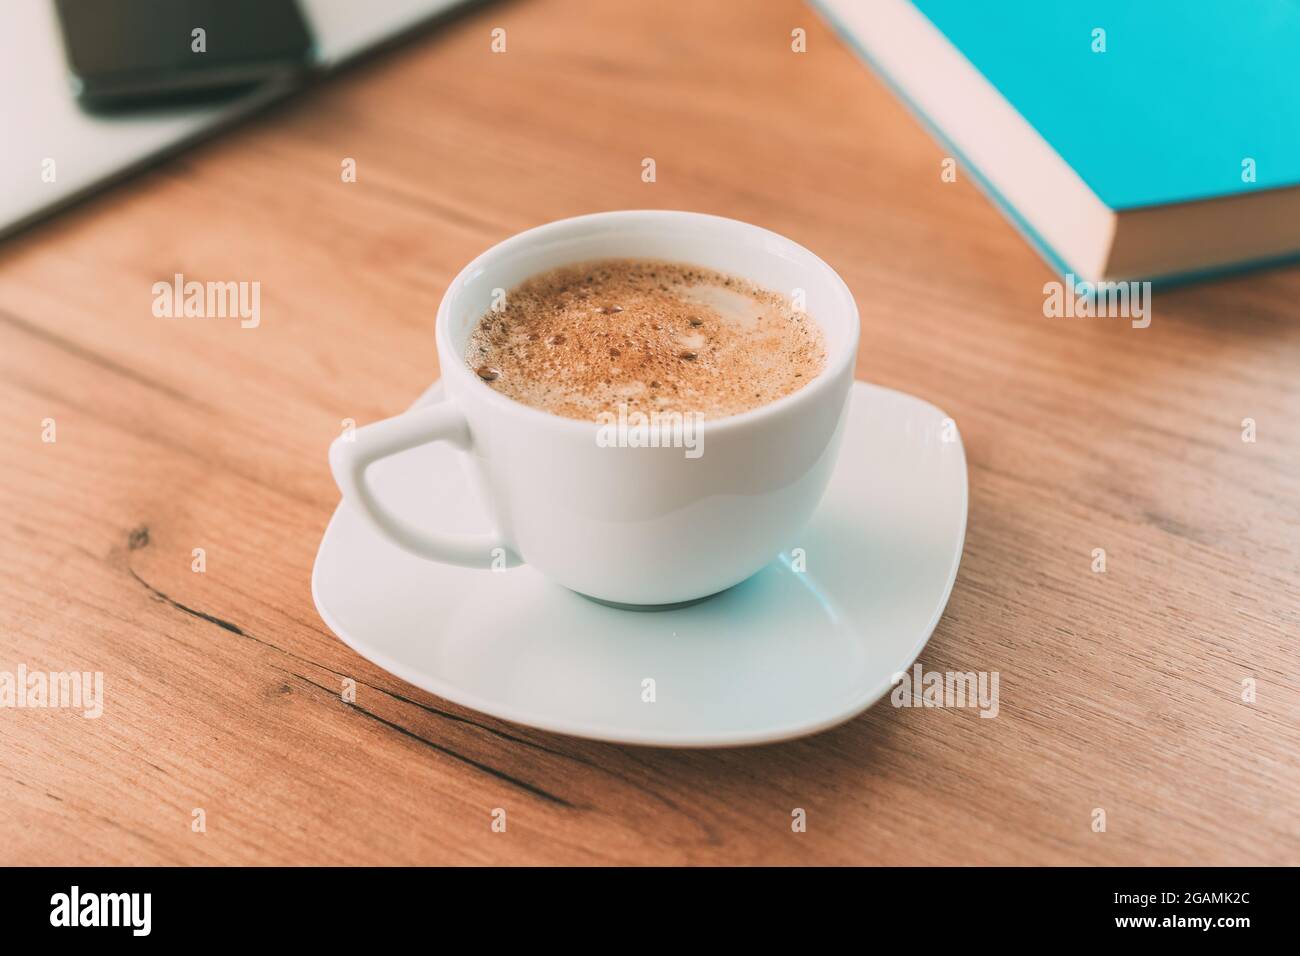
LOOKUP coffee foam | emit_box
[465,259,827,421]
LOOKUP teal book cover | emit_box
[910,0,1300,210]
[813,0,1300,282]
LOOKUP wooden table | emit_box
[2,0,1297,866]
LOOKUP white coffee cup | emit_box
[329,210,859,606]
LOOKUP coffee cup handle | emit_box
[329,401,515,568]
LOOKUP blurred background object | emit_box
[0,0,481,238]
[54,0,315,110]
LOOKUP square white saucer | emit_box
[312,381,967,747]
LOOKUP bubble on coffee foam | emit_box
[464,258,826,421]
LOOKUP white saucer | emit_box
[312,381,967,747]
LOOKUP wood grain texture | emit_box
[1,0,1297,866]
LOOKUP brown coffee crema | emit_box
[465,259,826,420]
